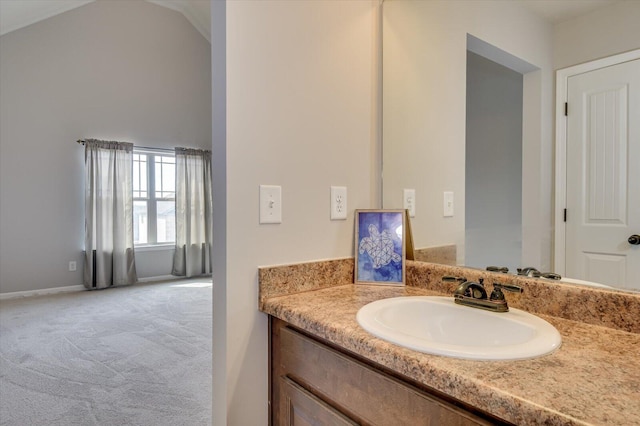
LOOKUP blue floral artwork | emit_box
[356,210,404,284]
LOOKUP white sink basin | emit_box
[356,296,561,360]
[559,277,614,289]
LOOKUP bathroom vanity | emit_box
[271,317,498,425]
[260,259,640,426]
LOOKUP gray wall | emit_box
[0,1,211,293]
[465,51,523,272]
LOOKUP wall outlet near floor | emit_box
[68,261,77,272]
[330,186,348,220]
[403,189,416,217]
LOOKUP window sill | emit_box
[134,244,175,253]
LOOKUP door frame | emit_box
[554,48,640,275]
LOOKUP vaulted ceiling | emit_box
[0,0,622,42]
[0,0,211,41]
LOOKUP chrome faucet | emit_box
[451,278,522,313]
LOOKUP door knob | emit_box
[629,235,640,245]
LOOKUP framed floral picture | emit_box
[355,209,406,285]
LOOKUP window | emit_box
[133,149,176,246]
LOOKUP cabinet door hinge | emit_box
[564,102,568,116]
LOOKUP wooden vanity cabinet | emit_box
[270,317,508,426]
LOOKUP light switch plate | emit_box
[330,186,348,220]
[403,189,416,217]
[260,185,282,224]
[443,191,454,217]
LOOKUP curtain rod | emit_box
[77,139,174,153]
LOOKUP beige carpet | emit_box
[0,279,212,425]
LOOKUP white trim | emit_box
[137,275,179,283]
[138,274,212,283]
[0,285,85,300]
[0,275,206,299]
[554,48,640,275]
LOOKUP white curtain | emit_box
[84,139,137,289]
[172,148,213,277]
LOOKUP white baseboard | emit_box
[0,275,207,300]
[137,275,178,283]
[138,274,212,283]
[0,285,86,300]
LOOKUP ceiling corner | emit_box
[146,0,211,43]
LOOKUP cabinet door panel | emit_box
[280,377,357,426]
[279,325,491,426]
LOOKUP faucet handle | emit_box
[541,272,562,280]
[490,283,522,302]
[442,276,466,283]
[489,286,505,301]
[493,283,523,293]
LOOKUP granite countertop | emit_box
[261,283,640,426]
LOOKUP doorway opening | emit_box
[464,35,538,272]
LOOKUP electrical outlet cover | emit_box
[403,189,416,217]
[443,191,454,217]
[330,186,348,220]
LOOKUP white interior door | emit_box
[565,58,640,290]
